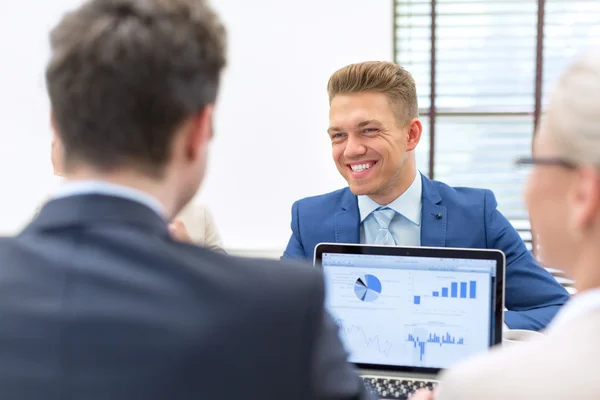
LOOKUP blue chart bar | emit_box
[424,281,477,302]
[414,296,421,305]
[407,332,465,361]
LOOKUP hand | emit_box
[410,389,435,400]
[169,218,193,243]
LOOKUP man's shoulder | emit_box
[291,187,353,220]
[294,187,351,207]
[429,178,491,200]
[173,242,324,294]
[0,236,16,253]
[426,178,496,212]
[292,179,493,205]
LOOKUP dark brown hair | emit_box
[46,0,227,176]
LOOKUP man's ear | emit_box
[406,118,423,152]
[50,111,62,138]
[186,105,215,161]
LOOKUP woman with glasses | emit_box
[411,50,600,399]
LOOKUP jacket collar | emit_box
[335,173,447,247]
[24,194,169,237]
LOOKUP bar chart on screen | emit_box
[408,271,491,318]
[413,280,478,305]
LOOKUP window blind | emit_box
[395,0,542,250]
[542,0,600,105]
[394,0,598,292]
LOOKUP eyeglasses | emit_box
[514,156,577,169]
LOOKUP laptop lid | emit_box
[314,243,505,376]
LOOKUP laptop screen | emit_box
[321,251,497,370]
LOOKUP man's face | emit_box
[328,92,418,201]
[524,129,579,271]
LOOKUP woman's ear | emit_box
[568,166,600,236]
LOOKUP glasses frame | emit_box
[514,156,577,169]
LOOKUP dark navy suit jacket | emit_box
[0,194,367,400]
[283,175,570,331]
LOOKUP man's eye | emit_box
[362,128,378,133]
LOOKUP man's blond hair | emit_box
[327,61,419,125]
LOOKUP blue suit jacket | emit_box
[0,194,368,400]
[283,175,569,331]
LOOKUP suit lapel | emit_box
[420,175,447,247]
[334,188,360,244]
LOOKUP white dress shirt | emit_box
[358,172,422,246]
[53,180,165,217]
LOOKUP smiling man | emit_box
[282,61,569,331]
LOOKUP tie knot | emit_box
[373,207,396,229]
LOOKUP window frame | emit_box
[392,0,546,255]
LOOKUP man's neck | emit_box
[63,168,180,219]
[368,165,417,206]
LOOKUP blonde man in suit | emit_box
[50,135,224,252]
[411,50,600,400]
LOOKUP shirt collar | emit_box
[546,288,600,333]
[53,180,165,218]
[357,172,423,225]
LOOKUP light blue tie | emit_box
[373,207,397,246]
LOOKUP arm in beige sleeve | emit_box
[202,205,226,253]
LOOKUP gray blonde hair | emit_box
[543,49,600,166]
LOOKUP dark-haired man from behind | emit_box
[0,1,367,399]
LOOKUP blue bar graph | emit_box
[407,332,465,361]
[451,282,458,298]
[423,281,477,302]
[414,296,421,304]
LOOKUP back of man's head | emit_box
[46,0,227,178]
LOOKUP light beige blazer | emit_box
[435,310,600,400]
[177,202,224,252]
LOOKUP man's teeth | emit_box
[351,163,373,172]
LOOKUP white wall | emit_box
[0,0,394,254]
[205,0,394,252]
[0,0,83,233]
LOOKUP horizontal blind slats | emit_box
[542,0,600,105]
[397,0,536,227]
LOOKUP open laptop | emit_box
[314,243,505,400]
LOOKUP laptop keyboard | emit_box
[361,376,437,399]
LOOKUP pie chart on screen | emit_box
[354,274,382,302]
